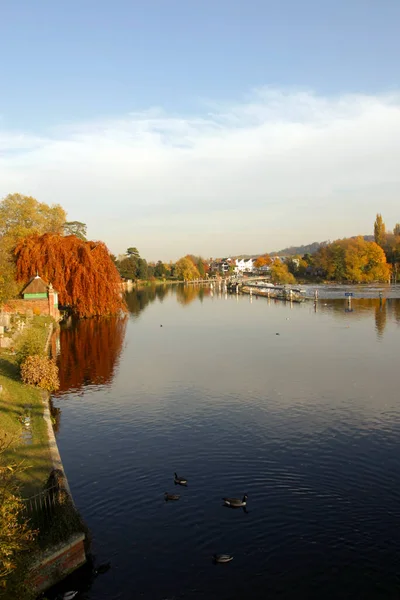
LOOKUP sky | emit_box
[1,0,400,261]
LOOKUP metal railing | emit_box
[23,484,63,523]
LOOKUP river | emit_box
[51,285,400,600]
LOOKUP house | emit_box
[8,274,61,320]
[210,258,232,274]
[234,258,255,274]
[22,274,50,299]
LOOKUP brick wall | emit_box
[30,534,86,593]
[2,297,60,320]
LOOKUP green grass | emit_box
[0,316,54,497]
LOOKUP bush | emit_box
[16,327,46,365]
[0,434,37,598]
[20,355,60,392]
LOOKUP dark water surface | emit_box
[52,286,400,600]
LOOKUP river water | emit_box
[52,285,400,600]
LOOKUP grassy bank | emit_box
[0,316,54,497]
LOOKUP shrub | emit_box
[0,434,36,598]
[16,327,46,365]
[20,355,60,392]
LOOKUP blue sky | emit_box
[1,0,400,259]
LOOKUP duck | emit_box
[93,562,111,575]
[212,554,233,563]
[165,492,180,501]
[174,472,187,486]
[60,592,78,600]
[222,494,248,508]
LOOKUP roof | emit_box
[22,275,49,295]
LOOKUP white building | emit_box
[234,258,255,274]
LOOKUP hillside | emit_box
[270,235,374,257]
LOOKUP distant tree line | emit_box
[282,215,399,283]
[114,249,210,282]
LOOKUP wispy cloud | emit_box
[1,88,400,260]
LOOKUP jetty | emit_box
[227,280,306,303]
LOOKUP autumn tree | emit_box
[345,237,390,282]
[15,233,126,318]
[0,194,67,304]
[0,244,18,306]
[374,213,386,248]
[0,194,66,249]
[175,256,201,281]
[394,223,400,237]
[314,237,390,282]
[63,221,87,240]
[254,255,272,269]
[185,255,209,277]
[270,259,296,284]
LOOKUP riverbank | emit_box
[0,315,54,496]
[0,313,87,597]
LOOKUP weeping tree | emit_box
[15,233,126,318]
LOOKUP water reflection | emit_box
[176,284,212,306]
[52,285,400,600]
[56,316,127,394]
[124,285,171,316]
[374,300,387,339]
[315,297,400,339]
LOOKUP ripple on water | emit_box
[52,294,400,600]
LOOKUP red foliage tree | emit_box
[15,233,126,318]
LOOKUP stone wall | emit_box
[29,534,86,594]
[26,394,88,594]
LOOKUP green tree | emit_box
[394,223,400,237]
[63,220,87,240]
[117,256,137,279]
[136,258,148,280]
[154,260,167,278]
[374,213,386,248]
[127,247,140,258]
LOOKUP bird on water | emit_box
[222,494,248,507]
[165,492,180,501]
[213,554,233,563]
[59,592,78,600]
[174,472,187,485]
[93,562,111,575]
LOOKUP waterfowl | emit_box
[174,472,187,485]
[222,494,248,508]
[94,562,111,575]
[165,492,180,501]
[61,592,78,600]
[213,554,233,563]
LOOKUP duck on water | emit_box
[174,472,187,486]
[165,492,180,501]
[213,554,234,563]
[222,494,248,508]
